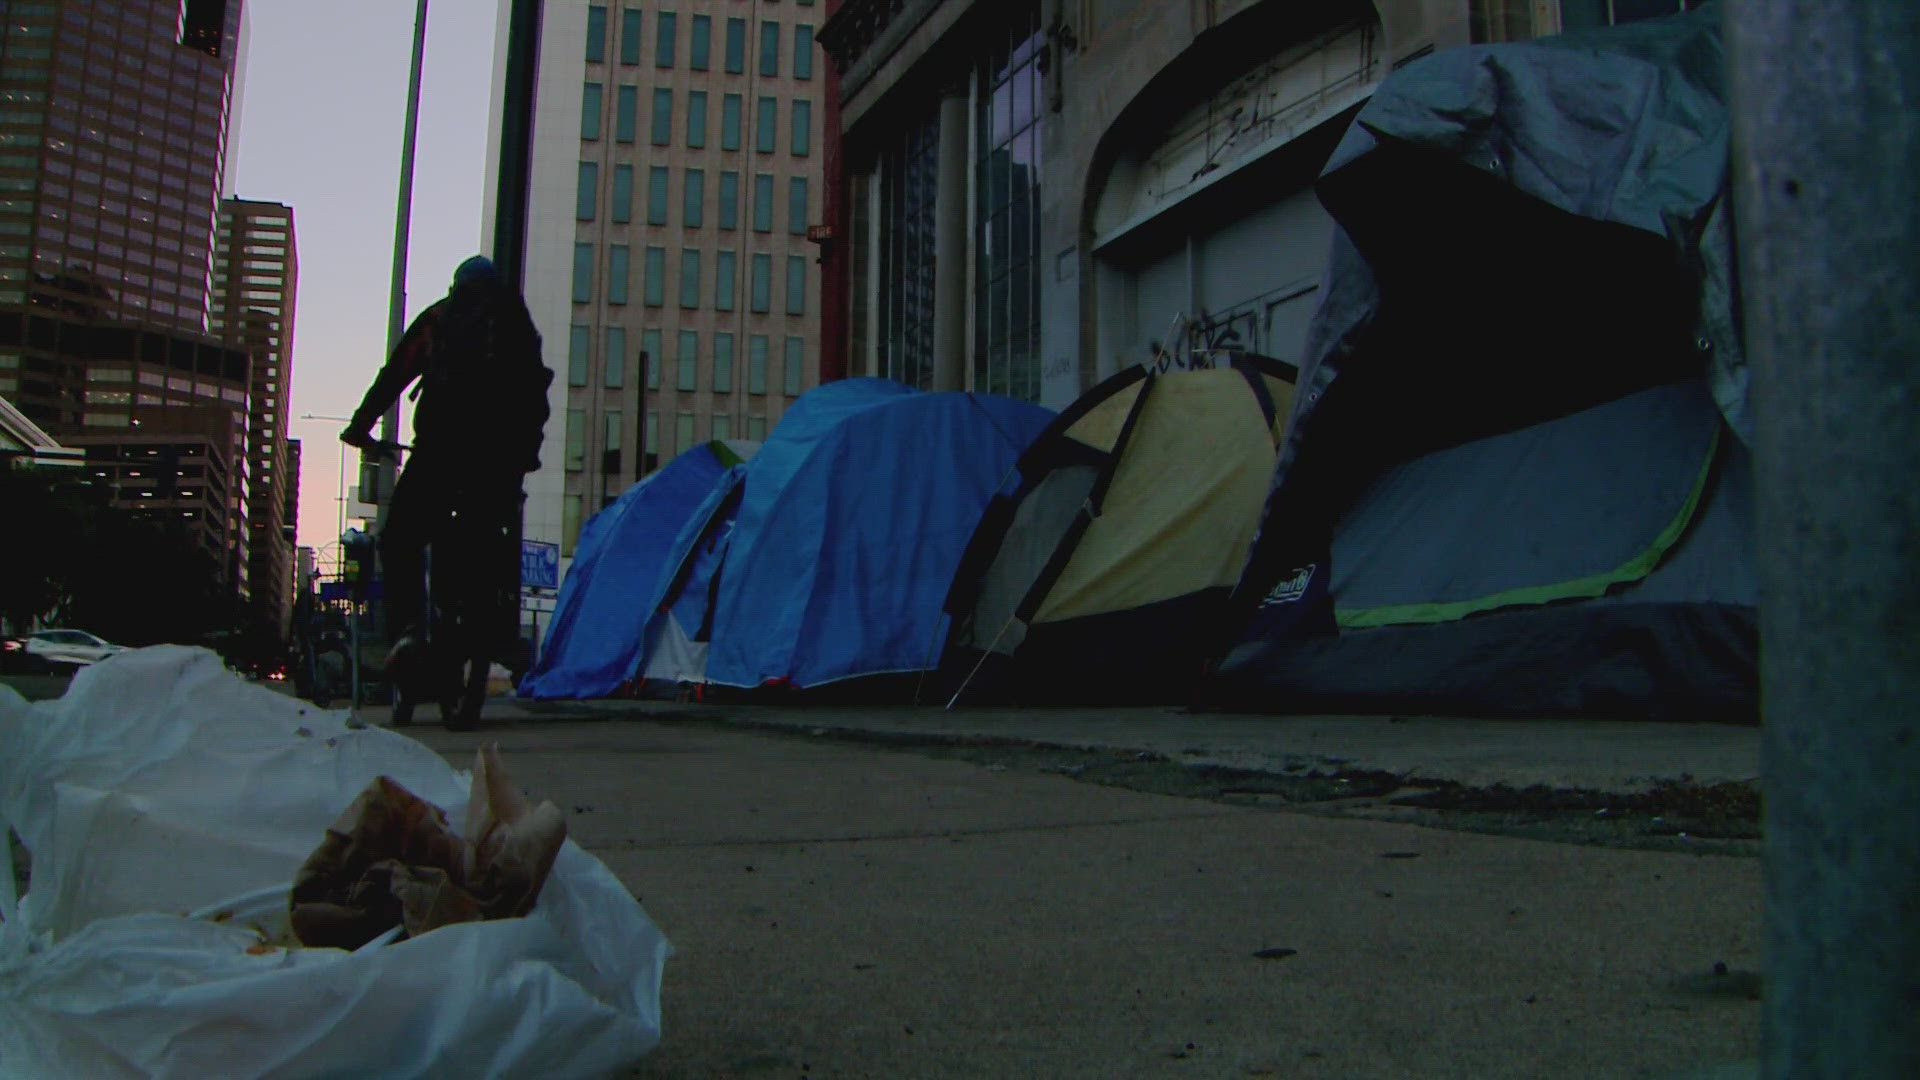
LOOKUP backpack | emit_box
[410,285,554,475]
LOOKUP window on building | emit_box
[687,90,708,148]
[675,412,696,455]
[677,330,698,391]
[756,97,778,153]
[972,8,1045,400]
[715,250,736,311]
[643,409,659,472]
[721,93,742,150]
[604,410,623,473]
[648,165,669,224]
[612,163,634,222]
[753,174,774,232]
[568,324,591,386]
[576,161,599,220]
[572,242,594,303]
[605,326,627,387]
[616,85,638,142]
[565,410,586,471]
[719,171,740,229]
[784,336,805,396]
[748,334,769,394]
[651,87,673,145]
[679,167,702,225]
[586,6,607,62]
[788,177,808,235]
[875,103,940,389]
[785,256,807,315]
[794,24,815,80]
[608,244,630,304]
[791,99,811,157]
[759,20,781,77]
[655,11,677,67]
[724,17,746,73]
[713,332,734,392]
[750,254,772,313]
[580,82,603,139]
[711,413,732,441]
[1553,0,1708,34]
[642,328,662,388]
[563,494,584,554]
[690,13,711,70]
[679,249,701,309]
[644,246,666,306]
[620,8,643,64]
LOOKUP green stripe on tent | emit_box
[1335,423,1724,631]
[708,439,748,468]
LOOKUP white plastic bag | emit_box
[0,646,671,1079]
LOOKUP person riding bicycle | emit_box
[340,256,553,671]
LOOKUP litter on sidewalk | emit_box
[0,646,670,1079]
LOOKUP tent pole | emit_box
[1726,1,1920,1075]
[945,614,1017,711]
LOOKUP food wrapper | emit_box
[290,744,568,949]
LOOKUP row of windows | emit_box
[568,409,772,479]
[582,85,812,157]
[571,242,810,315]
[578,164,810,235]
[585,6,816,81]
[564,327,807,398]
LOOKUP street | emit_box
[390,707,1761,1079]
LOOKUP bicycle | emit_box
[364,439,523,731]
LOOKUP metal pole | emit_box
[376,0,431,534]
[491,0,545,288]
[1724,3,1920,1077]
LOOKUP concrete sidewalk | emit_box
[399,717,1761,1079]
[521,698,1760,796]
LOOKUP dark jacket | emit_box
[349,283,553,474]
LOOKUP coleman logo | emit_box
[1261,564,1316,607]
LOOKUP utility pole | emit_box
[1724,3,1920,1077]
[374,0,431,535]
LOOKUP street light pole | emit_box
[1725,2,1920,1077]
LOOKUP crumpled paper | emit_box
[290,743,568,949]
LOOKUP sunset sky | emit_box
[227,0,498,554]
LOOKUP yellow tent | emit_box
[941,355,1294,705]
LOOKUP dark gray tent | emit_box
[1205,3,1758,721]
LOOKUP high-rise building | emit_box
[0,1,262,599]
[212,198,297,635]
[484,0,838,581]
[0,0,246,331]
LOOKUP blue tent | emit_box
[637,379,1054,691]
[520,439,757,700]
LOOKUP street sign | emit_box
[521,539,560,589]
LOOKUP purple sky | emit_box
[227,0,498,553]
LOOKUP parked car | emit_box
[6,629,127,670]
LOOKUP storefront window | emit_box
[973,7,1044,401]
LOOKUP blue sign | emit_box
[521,540,561,589]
